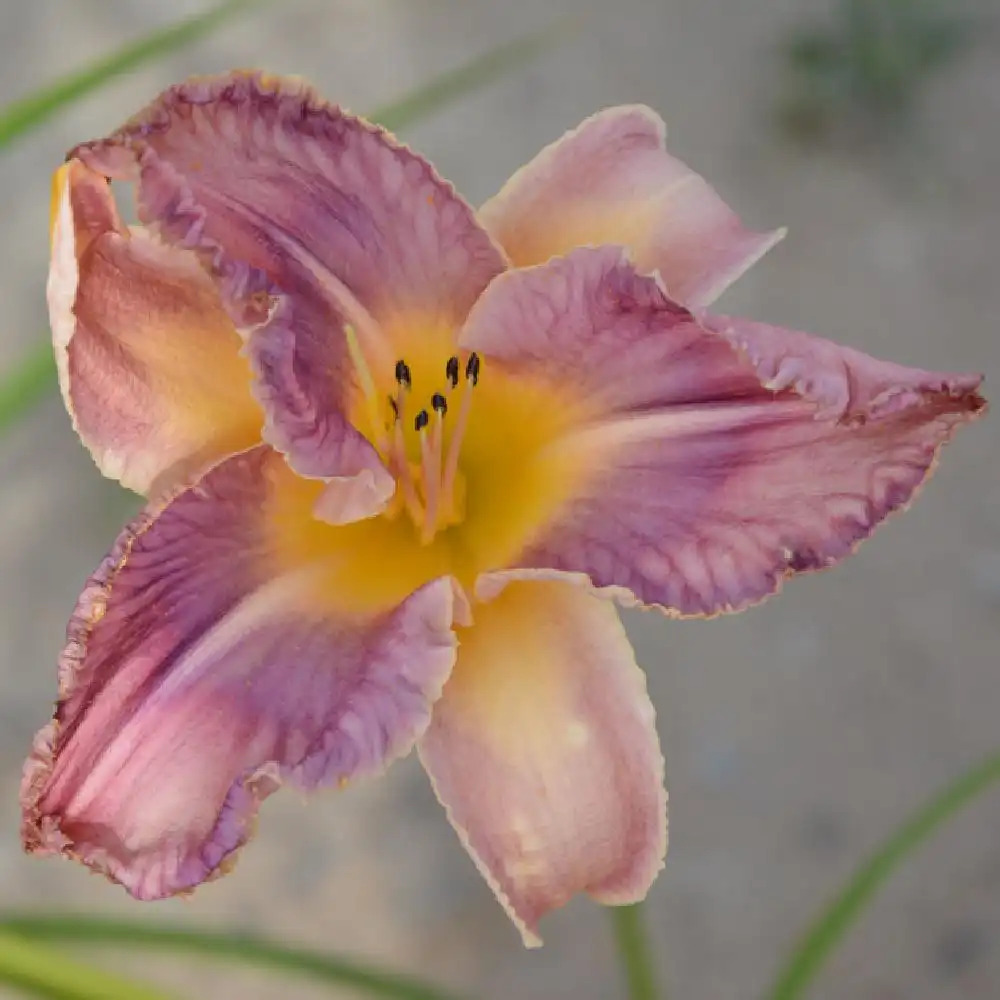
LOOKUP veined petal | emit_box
[461,246,986,616]
[49,159,260,496]
[419,578,666,946]
[73,72,506,478]
[703,313,986,423]
[21,446,461,899]
[479,106,782,309]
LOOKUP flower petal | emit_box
[461,246,986,616]
[74,72,506,479]
[479,106,783,308]
[419,578,666,946]
[22,445,461,899]
[49,159,261,495]
[311,449,397,526]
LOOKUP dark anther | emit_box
[465,352,481,386]
[388,396,399,420]
[431,393,448,415]
[445,355,460,389]
[395,359,412,388]
[414,409,430,432]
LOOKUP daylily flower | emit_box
[23,72,985,945]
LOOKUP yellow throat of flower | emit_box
[272,321,593,615]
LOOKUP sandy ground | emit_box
[1,1,998,998]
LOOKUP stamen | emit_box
[419,396,449,543]
[392,416,423,524]
[393,371,409,430]
[385,376,421,521]
[380,356,480,542]
[441,356,478,510]
[345,324,389,453]
[380,396,405,519]
[465,352,481,386]
[419,407,444,544]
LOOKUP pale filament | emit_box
[440,374,474,514]
[419,406,445,543]
[390,385,424,524]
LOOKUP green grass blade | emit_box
[767,749,1000,1000]
[0,917,468,1000]
[0,344,57,434]
[369,18,572,133]
[609,903,661,1000]
[0,0,259,149]
[0,930,178,1000]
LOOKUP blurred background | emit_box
[1,1,998,997]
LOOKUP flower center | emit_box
[345,325,479,545]
[386,351,481,544]
[271,326,595,614]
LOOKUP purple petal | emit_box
[73,72,505,481]
[703,313,986,422]
[420,577,665,946]
[479,106,783,308]
[22,446,461,899]
[460,246,986,616]
[49,159,261,496]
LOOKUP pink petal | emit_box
[73,72,506,479]
[479,106,783,308]
[461,246,986,616]
[419,577,666,946]
[49,159,261,496]
[311,452,397,526]
[22,445,461,899]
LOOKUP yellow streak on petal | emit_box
[454,365,592,579]
[446,584,574,751]
[108,244,262,492]
[499,201,656,272]
[50,164,71,246]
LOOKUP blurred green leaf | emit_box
[0,930,178,1000]
[786,32,847,76]
[0,20,565,438]
[0,0,259,149]
[767,749,1000,1000]
[0,345,57,435]
[0,917,467,1000]
[369,18,572,133]
[777,0,973,140]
